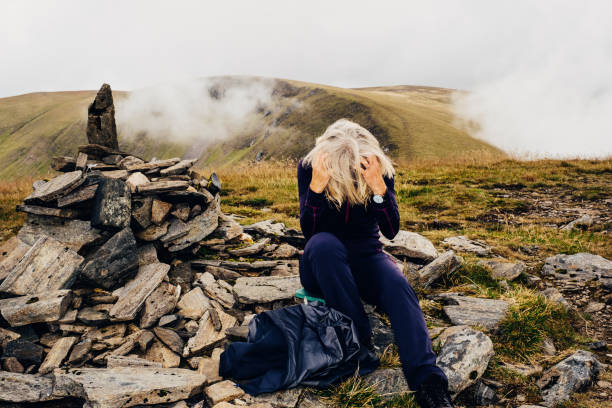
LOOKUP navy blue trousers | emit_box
[298,232,448,390]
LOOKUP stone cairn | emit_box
[0,85,607,407]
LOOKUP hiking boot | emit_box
[413,374,454,408]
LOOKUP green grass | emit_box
[318,374,418,408]
[494,288,578,362]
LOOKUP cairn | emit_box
[0,84,308,407]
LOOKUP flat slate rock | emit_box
[0,372,56,403]
[0,236,83,295]
[228,238,270,257]
[442,236,491,256]
[140,282,180,328]
[79,227,138,290]
[39,336,77,374]
[0,289,72,327]
[160,158,197,176]
[233,275,301,304]
[109,262,170,321]
[416,250,463,288]
[57,183,99,207]
[0,236,31,281]
[185,308,237,355]
[126,158,181,172]
[18,214,104,252]
[53,367,208,408]
[479,259,525,281]
[435,325,494,395]
[91,178,131,230]
[177,287,211,320]
[16,204,86,219]
[438,293,509,330]
[379,230,438,262]
[145,339,181,368]
[243,219,286,236]
[542,252,612,290]
[106,355,162,368]
[24,170,83,203]
[167,201,220,252]
[136,180,189,194]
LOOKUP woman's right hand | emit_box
[309,151,331,193]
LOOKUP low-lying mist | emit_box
[452,6,611,159]
[115,77,275,159]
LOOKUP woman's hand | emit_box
[309,151,331,193]
[360,155,387,196]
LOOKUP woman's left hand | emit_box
[360,155,387,196]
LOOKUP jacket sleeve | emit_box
[371,175,400,240]
[297,159,338,241]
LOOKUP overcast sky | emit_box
[2,1,611,157]
[0,1,606,96]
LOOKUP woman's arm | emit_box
[371,175,400,240]
[297,159,337,240]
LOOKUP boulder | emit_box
[91,178,131,230]
[379,230,438,262]
[542,253,612,290]
[86,83,119,149]
[0,235,83,295]
[109,262,170,321]
[560,214,593,230]
[434,325,494,395]
[24,170,84,203]
[417,250,463,287]
[0,372,56,403]
[79,227,139,290]
[437,293,509,330]
[0,290,72,326]
[53,367,208,408]
[537,350,604,407]
[478,259,525,281]
[442,236,491,256]
[233,275,302,304]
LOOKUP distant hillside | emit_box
[0,78,504,179]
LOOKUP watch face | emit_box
[373,195,383,203]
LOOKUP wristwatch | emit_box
[372,194,384,204]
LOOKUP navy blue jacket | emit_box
[297,158,400,256]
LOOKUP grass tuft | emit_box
[495,288,578,362]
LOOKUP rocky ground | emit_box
[0,86,609,408]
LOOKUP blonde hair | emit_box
[302,118,395,210]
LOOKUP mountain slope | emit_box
[0,78,504,179]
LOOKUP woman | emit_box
[297,119,453,408]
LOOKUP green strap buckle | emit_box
[295,287,326,304]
